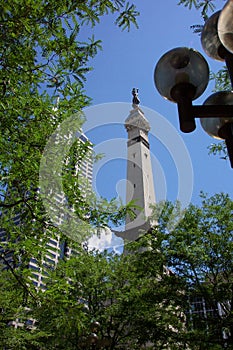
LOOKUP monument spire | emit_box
[117,89,156,245]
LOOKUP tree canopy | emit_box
[150,192,233,349]
[2,192,233,349]
[0,0,139,347]
[0,0,139,272]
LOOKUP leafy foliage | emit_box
[210,68,232,92]
[0,0,139,347]
[178,0,216,20]
[152,193,233,349]
[3,192,231,349]
[25,243,185,350]
[0,0,139,262]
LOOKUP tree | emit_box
[4,192,232,349]
[26,244,185,350]
[151,193,233,349]
[0,0,139,253]
[0,0,139,347]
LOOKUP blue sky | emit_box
[80,0,232,235]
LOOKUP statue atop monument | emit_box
[125,88,150,133]
[132,88,140,106]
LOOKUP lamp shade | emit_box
[201,11,224,61]
[200,91,233,139]
[154,47,209,102]
[218,0,233,54]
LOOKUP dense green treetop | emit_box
[150,192,233,349]
[0,1,139,347]
[0,0,139,263]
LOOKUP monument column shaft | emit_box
[126,130,156,230]
[124,88,156,233]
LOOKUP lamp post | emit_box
[154,0,233,168]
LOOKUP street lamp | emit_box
[154,0,233,168]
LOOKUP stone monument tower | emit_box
[117,89,156,244]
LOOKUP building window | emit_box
[29,265,39,271]
[49,239,58,246]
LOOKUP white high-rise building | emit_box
[28,133,93,289]
[0,132,93,329]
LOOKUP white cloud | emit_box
[87,227,124,254]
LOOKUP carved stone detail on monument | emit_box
[125,107,150,132]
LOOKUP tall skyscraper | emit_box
[29,132,93,289]
[0,132,93,328]
[0,132,93,290]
